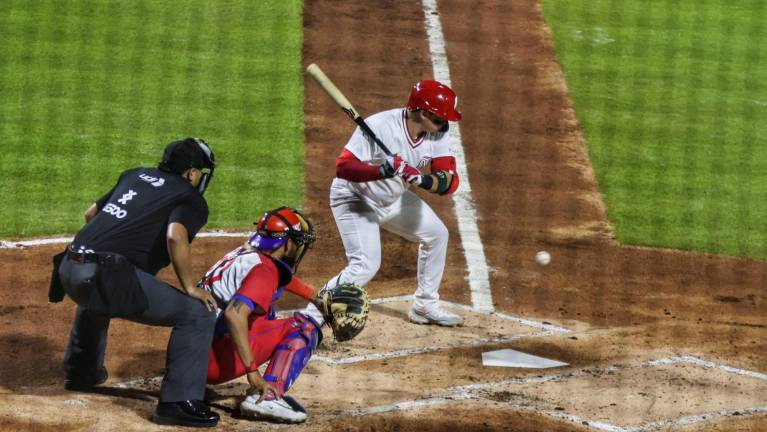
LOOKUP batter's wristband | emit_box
[418,175,434,190]
[418,172,450,193]
[433,171,451,193]
[379,163,394,178]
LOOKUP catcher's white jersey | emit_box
[200,246,261,314]
[332,108,451,209]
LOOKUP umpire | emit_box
[51,138,220,427]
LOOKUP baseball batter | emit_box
[310,80,465,327]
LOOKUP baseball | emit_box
[535,251,551,266]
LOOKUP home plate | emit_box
[482,349,568,368]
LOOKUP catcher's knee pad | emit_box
[263,312,320,396]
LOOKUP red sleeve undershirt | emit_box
[285,275,314,300]
[336,149,380,182]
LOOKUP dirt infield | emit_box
[1,1,766,431]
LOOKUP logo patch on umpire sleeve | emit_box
[139,173,166,187]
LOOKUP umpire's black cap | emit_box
[159,137,216,174]
[159,137,216,194]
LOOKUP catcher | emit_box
[200,206,369,423]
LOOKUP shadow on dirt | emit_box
[113,349,166,381]
[370,303,410,321]
[318,414,576,432]
[0,334,63,391]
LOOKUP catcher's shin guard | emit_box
[263,312,321,396]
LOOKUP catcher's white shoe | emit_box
[240,395,307,424]
[409,305,464,327]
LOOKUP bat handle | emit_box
[354,118,394,156]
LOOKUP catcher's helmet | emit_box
[158,137,216,194]
[249,207,316,272]
[406,80,462,122]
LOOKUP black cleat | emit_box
[64,367,108,391]
[152,400,220,428]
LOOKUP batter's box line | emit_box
[623,406,767,432]
[112,332,564,390]
[646,355,767,381]
[313,330,558,365]
[328,355,767,432]
[359,294,570,333]
[279,295,570,334]
[281,295,571,365]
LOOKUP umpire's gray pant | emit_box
[59,255,216,402]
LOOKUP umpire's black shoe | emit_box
[152,400,219,428]
[64,367,108,391]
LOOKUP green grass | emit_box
[0,0,304,238]
[541,0,767,258]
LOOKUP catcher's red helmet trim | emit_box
[248,207,316,272]
[406,80,462,122]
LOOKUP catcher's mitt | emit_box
[316,283,370,342]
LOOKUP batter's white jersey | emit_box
[331,108,452,209]
[325,108,457,312]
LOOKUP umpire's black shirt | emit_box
[73,167,208,275]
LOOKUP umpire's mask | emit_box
[159,137,216,194]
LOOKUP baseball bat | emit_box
[306,63,394,157]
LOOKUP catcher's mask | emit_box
[406,79,462,127]
[248,207,316,272]
[158,137,216,195]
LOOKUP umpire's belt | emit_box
[67,246,113,264]
[65,245,148,317]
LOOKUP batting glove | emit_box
[379,155,406,178]
[399,163,422,186]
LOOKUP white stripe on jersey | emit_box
[200,246,263,307]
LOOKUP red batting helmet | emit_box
[406,80,462,122]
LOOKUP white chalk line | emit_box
[370,295,570,333]
[344,393,475,417]
[114,375,164,389]
[313,330,556,365]
[108,351,767,430]
[647,355,767,381]
[276,294,571,365]
[421,0,494,313]
[0,230,250,249]
[625,406,767,432]
[113,294,570,387]
[327,356,767,431]
[282,295,570,333]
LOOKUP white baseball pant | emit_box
[324,190,448,310]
